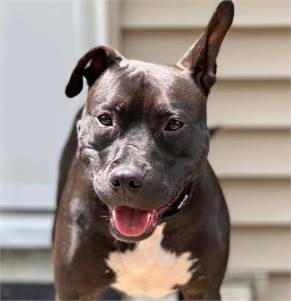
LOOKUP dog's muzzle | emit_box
[107,177,194,242]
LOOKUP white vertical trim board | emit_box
[72,0,87,55]
[92,0,108,45]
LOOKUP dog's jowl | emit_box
[53,1,234,300]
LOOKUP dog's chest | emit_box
[106,226,195,298]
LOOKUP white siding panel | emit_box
[0,213,53,249]
[0,182,55,210]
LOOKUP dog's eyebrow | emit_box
[148,106,182,119]
[98,100,128,113]
[154,109,173,117]
[151,99,184,116]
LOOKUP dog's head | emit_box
[65,1,234,242]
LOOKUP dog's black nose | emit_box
[110,169,143,192]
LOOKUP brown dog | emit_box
[53,1,234,300]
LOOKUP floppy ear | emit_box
[177,0,234,96]
[65,46,124,98]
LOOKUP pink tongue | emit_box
[112,206,153,237]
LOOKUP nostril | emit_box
[110,170,143,192]
[110,177,120,188]
[128,179,142,190]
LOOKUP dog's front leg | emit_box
[55,288,107,301]
[178,289,221,301]
[177,277,213,301]
[178,290,207,300]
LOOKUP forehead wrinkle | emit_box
[91,70,122,100]
[87,70,127,114]
[86,60,191,116]
[120,59,176,88]
[122,62,179,114]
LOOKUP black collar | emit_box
[158,179,194,224]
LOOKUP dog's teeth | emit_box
[112,209,117,220]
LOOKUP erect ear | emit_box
[177,0,234,96]
[65,46,124,98]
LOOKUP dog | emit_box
[53,1,234,300]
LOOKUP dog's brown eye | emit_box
[98,114,113,126]
[165,118,183,131]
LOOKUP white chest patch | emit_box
[106,225,196,298]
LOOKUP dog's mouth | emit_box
[109,177,192,242]
[111,206,159,239]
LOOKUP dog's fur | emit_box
[53,1,234,300]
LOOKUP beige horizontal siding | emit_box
[222,179,291,225]
[209,129,291,178]
[267,273,291,300]
[121,0,291,29]
[230,226,291,271]
[121,28,291,78]
[208,80,291,128]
